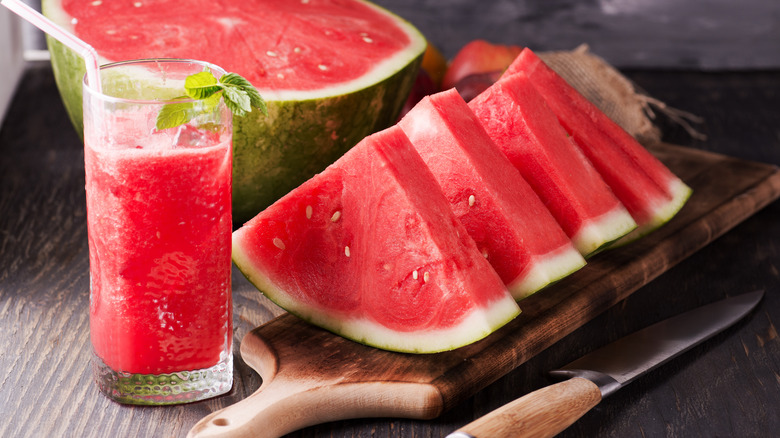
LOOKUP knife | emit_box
[446,290,764,438]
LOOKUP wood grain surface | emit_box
[2,65,780,438]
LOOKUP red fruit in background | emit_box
[442,40,523,91]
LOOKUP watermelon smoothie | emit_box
[83,59,233,405]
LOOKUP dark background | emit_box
[378,0,780,70]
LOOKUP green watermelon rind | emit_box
[231,55,422,223]
[231,235,521,354]
[44,33,86,136]
[42,0,426,223]
[612,178,693,246]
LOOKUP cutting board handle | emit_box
[187,378,443,438]
[187,326,444,438]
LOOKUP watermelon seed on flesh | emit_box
[399,89,586,300]
[42,0,427,223]
[232,126,520,354]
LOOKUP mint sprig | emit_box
[155,70,267,130]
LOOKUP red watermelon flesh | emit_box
[504,49,692,240]
[232,126,520,353]
[398,89,585,300]
[58,0,413,92]
[469,73,637,257]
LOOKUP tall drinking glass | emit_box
[83,59,233,405]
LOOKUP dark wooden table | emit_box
[2,24,780,438]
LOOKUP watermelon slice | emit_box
[469,73,637,257]
[42,0,427,222]
[232,126,520,353]
[504,49,692,241]
[398,89,585,300]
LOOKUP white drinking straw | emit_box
[1,0,101,92]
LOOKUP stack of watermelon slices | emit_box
[502,49,692,242]
[468,72,637,257]
[233,125,522,353]
[398,88,586,300]
[233,51,691,353]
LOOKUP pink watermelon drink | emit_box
[83,60,233,405]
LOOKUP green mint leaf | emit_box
[184,71,223,99]
[222,86,251,117]
[220,73,252,88]
[221,72,268,116]
[156,71,265,130]
[155,97,197,130]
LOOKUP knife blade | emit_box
[446,290,764,438]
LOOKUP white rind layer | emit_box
[328,293,520,354]
[643,177,693,232]
[615,177,693,246]
[571,205,637,257]
[506,244,586,300]
[232,233,522,354]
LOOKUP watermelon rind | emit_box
[507,245,586,300]
[43,32,85,133]
[232,237,520,353]
[572,206,639,257]
[42,0,426,223]
[613,177,693,246]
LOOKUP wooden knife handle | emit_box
[449,377,602,438]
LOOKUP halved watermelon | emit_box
[232,125,520,353]
[399,89,585,300]
[504,49,692,241]
[42,0,427,222]
[469,73,637,257]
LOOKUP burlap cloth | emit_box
[539,44,705,145]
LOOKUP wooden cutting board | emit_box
[188,143,780,438]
